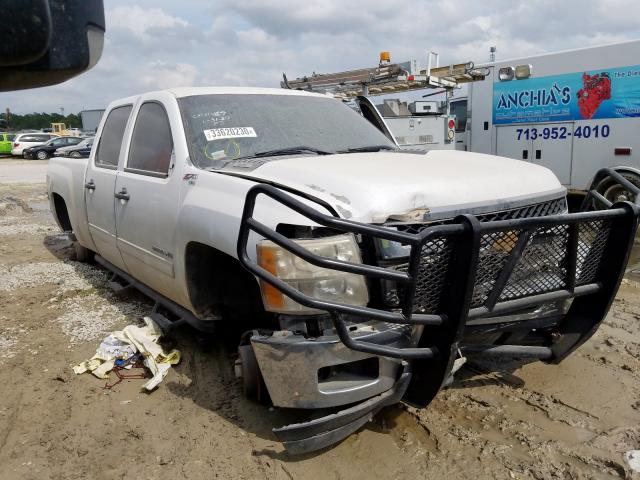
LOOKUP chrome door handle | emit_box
[84,180,95,190]
[114,188,130,201]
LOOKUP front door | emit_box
[114,100,180,301]
[85,105,133,272]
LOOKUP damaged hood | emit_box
[236,150,565,223]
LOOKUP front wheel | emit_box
[36,150,49,160]
[69,151,82,158]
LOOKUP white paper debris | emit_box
[626,450,640,473]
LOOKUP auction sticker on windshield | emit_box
[204,127,257,141]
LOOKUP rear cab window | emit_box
[125,102,174,178]
[95,105,133,169]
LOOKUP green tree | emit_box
[0,111,82,131]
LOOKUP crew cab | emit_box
[47,87,640,454]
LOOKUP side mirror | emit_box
[0,0,105,92]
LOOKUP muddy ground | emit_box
[0,161,639,479]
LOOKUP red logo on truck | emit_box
[577,72,611,119]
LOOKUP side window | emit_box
[7,134,14,141]
[96,105,133,168]
[450,101,468,133]
[52,138,66,146]
[127,102,174,177]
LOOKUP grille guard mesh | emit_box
[237,168,640,361]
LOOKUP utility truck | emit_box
[281,51,487,152]
[47,86,639,454]
[454,39,640,203]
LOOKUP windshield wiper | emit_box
[336,145,397,153]
[241,146,333,159]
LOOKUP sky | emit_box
[1,0,639,114]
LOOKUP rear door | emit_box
[531,123,574,185]
[496,123,574,184]
[85,105,133,272]
[114,98,181,299]
[496,125,532,161]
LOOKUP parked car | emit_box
[0,132,15,155]
[11,133,59,156]
[23,136,83,159]
[54,137,94,158]
[46,87,640,454]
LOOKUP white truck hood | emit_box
[237,150,565,223]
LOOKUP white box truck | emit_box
[456,39,640,203]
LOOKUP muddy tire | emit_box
[595,172,640,205]
[237,344,270,405]
[73,241,94,263]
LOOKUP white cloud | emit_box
[140,62,199,89]
[109,5,189,39]
[0,0,639,114]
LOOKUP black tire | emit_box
[595,172,640,205]
[36,150,49,160]
[73,241,94,263]
[69,151,81,158]
[238,344,270,404]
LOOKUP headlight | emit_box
[256,234,369,314]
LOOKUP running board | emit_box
[149,305,187,333]
[107,273,133,295]
[94,255,218,333]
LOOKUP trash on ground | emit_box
[626,450,640,473]
[73,317,180,391]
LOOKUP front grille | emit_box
[392,196,567,235]
[381,196,614,314]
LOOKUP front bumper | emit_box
[237,167,640,454]
[251,322,408,409]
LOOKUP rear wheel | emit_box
[36,150,49,160]
[595,172,640,204]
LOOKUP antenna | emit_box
[489,46,496,63]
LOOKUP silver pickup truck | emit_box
[47,87,640,454]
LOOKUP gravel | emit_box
[0,261,109,292]
[0,333,17,359]
[54,293,149,344]
[0,223,55,236]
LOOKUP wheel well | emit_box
[184,242,265,319]
[51,193,72,232]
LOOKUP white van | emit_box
[455,39,640,201]
[11,132,59,156]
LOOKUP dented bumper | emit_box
[251,323,408,409]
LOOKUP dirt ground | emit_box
[1,161,639,479]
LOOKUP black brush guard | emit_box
[237,167,640,454]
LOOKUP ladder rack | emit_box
[281,52,488,100]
